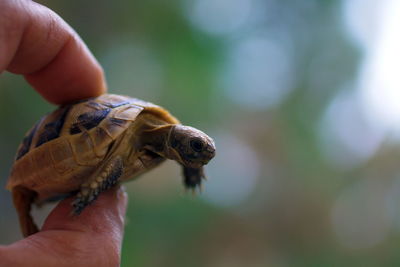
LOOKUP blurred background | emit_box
[1,0,400,266]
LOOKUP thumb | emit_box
[1,186,127,267]
[42,185,127,235]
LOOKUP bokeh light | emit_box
[202,132,260,207]
[185,0,253,36]
[318,88,384,169]
[344,0,400,136]
[221,33,294,110]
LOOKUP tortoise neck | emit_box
[141,124,178,160]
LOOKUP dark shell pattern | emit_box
[15,94,153,161]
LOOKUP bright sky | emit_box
[346,0,400,134]
[320,0,400,170]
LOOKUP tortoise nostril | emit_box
[207,146,216,158]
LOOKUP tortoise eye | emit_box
[190,139,204,152]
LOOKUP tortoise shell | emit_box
[7,94,178,200]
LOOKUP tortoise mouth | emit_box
[184,158,210,168]
[183,149,215,167]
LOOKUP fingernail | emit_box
[117,185,127,201]
[116,186,128,219]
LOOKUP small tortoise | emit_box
[7,94,215,237]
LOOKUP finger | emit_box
[0,0,106,104]
[0,187,127,267]
[42,186,127,235]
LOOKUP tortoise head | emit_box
[168,125,215,168]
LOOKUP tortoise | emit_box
[6,94,216,237]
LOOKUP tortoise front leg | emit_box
[12,186,39,237]
[72,156,123,214]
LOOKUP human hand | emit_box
[0,0,127,266]
[0,187,127,267]
[0,0,106,104]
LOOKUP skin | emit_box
[0,0,106,104]
[0,0,127,266]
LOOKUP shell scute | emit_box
[114,105,143,121]
[50,138,75,175]
[33,145,53,168]
[8,155,35,188]
[90,127,114,157]
[35,105,70,147]
[101,119,128,139]
[97,94,132,108]
[16,121,40,160]
[84,99,104,110]
[70,131,98,166]
[69,108,111,135]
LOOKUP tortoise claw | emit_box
[71,157,123,215]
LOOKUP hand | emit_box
[0,187,127,267]
[0,0,106,104]
[0,1,127,266]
